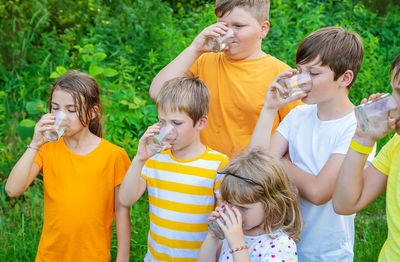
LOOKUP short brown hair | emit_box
[296,26,363,88]
[391,51,400,86]
[215,0,270,22]
[219,149,302,242]
[50,70,103,137]
[156,75,209,125]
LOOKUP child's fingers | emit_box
[276,68,298,80]
[231,206,242,225]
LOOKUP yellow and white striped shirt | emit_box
[141,147,228,261]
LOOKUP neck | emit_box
[171,138,206,160]
[63,128,101,155]
[317,95,354,121]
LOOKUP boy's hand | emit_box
[217,205,246,249]
[30,113,56,148]
[136,123,167,162]
[190,22,229,52]
[354,93,397,146]
[264,69,308,111]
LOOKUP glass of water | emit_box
[42,111,67,142]
[277,72,313,99]
[205,28,234,53]
[145,123,178,154]
[354,94,400,132]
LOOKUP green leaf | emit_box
[82,54,91,63]
[56,66,67,75]
[26,100,47,114]
[50,71,60,79]
[102,68,118,77]
[83,44,94,54]
[93,52,107,62]
[89,63,103,76]
[18,119,36,139]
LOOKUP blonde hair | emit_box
[219,148,302,242]
[156,75,209,125]
[215,0,270,22]
[50,70,103,137]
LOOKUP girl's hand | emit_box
[354,93,397,146]
[190,22,229,53]
[30,113,56,148]
[264,69,308,111]
[137,123,169,162]
[217,205,246,249]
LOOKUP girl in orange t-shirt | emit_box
[6,70,131,262]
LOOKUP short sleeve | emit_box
[140,160,150,180]
[189,56,201,76]
[114,148,131,187]
[34,144,46,172]
[372,135,397,176]
[213,156,229,199]
[278,100,303,123]
[276,107,297,141]
[261,235,298,262]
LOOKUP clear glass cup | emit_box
[354,94,400,132]
[204,28,234,53]
[42,111,66,142]
[145,124,178,154]
[276,72,313,99]
[208,213,227,240]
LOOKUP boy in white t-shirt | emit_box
[249,26,374,261]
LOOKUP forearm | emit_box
[115,203,131,262]
[248,107,277,152]
[149,44,203,100]
[5,148,39,197]
[282,158,333,205]
[197,234,220,262]
[119,156,146,207]
[333,139,372,214]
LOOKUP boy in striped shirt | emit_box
[119,75,229,261]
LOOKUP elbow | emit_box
[5,185,22,198]
[332,199,357,215]
[307,190,332,206]
[118,194,134,208]
[149,84,158,101]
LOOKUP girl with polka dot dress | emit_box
[198,149,302,262]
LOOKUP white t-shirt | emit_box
[277,104,374,262]
[218,230,298,262]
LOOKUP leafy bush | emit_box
[1,0,399,261]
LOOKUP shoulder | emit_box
[284,104,316,119]
[100,139,129,157]
[205,147,229,162]
[197,52,223,63]
[260,54,291,71]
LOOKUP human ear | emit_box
[90,105,99,121]
[340,70,354,88]
[195,115,208,131]
[260,20,270,39]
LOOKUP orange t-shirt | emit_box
[190,52,302,156]
[33,137,131,262]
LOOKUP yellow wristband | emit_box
[350,139,373,155]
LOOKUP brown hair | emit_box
[296,26,363,88]
[215,0,270,22]
[219,148,302,242]
[156,75,209,126]
[49,70,103,137]
[391,51,400,86]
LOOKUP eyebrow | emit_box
[51,102,76,107]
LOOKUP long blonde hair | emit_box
[219,148,302,242]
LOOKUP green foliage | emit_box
[1,0,399,261]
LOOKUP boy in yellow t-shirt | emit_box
[149,0,301,156]
[119,75,228,261]
[333,52,400,261]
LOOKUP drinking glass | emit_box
[42,111,66,142]
[145,124,178,154]
[277,72,312,99]
[208,214,226,240]
[205,28,234,53]
[355,94,400,132]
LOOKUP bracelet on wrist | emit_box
[229,245,249,254]
[27,144,43,153]
[350,139,373,155]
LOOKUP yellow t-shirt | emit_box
[34,137,131,262]
[190,52,302,156]
[372,134,400,262]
